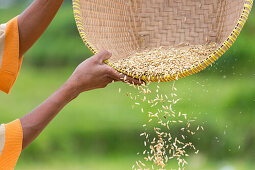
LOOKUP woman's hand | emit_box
[67,50,142,94]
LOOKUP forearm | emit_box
[19,50,141,150]
[18,0,64,56]
[20,82,79,149]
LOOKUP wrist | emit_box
[61,81,81,101]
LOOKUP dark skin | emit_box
[14,0,142,150]
[18,0,64,57]
[20,50,141,149]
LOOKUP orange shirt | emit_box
[0,17,23,94]
[0,17,24,169]
[0,120,23,170]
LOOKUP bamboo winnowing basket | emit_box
[73,0,253,82]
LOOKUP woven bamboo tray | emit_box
[72,0,253,82]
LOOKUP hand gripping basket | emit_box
[72,0,253,82]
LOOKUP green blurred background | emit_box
[0,0,255,169]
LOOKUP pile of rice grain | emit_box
[113,43,217,78]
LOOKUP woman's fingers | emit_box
[92,50,146,85]
[93,50,112,64]
[107,66,144,85]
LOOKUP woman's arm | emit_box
[20,51,141,149]
[18,0,64,57]
[20,81,77,149]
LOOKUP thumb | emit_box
[94,50,112,63]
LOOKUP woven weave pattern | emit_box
[139,0,219,48]
[217,0,244,43]
[79,0,140,60]
[73,0,253,82]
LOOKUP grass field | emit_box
[0,66,254,169]
[16,155,255,170]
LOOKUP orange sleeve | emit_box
[0,17,23,94]
[0,120,23,169]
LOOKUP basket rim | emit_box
[72,0,253,82]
